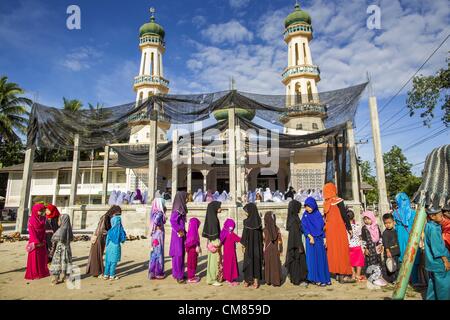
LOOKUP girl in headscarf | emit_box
[248,190,256,203]
[169,191,188,283]
[272,191,283,202]
[302,197,331,286]
[202,201,223,286]
[263,212,283,286]
[323,182,354,283]
[217,191,228,202]
[186,217,202,283]
[193,189,204,203]
[263,188,273,202]
[134,189,143,204]
[25,204,50,280]
[102,215,127,280]
[212,191,220,201]
[240,203,263,288]
[220,218,241,286]
[205,190,214,202]
[45,204,60,262]
[108,190,117,206]
[49,214,73,285]
[361,211,386,286]
[255,189,263,202]
[86,205,121,277]
[149,197,166,280]
[393,192,420,284]
[285,200,308,286]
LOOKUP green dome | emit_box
[284,3,311,28]
[213,108,255,121]
[139,16,165,39]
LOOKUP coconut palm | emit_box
[0,76,31,143]
[63,97,83,112]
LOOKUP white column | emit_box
[228,108,237,200]
[52,169,59,205]
[16,146,35,233]
[289,151,295,189]
[102,146,110,205]
[171,129,178,200]
[69,134,80,224]
[346,121,361,203]
[201,169,209,192]
[187,140,192,194]
[235,121,242,200]
[369,96,389,214]
[148,115,158,203]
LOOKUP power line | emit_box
[403,127,450,152]
[359,120,442,141]
[356,32,450,136]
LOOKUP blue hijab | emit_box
[301,197,324,237]
[107,215,127,245]
[395,192,414,228]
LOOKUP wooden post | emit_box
[369,95,389,214]
[171,129,178,200]
[15,146,35,233]
[148,116,158,203]
[102,146,110,205]
[187,138,192,194]
[69,134,80,224]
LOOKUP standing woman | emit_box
[202,201,223,286]
[323,182,355,283]
[49,214,74,285]
[301,197,331,286]
[45,204,60,262]
[148,197,166,279]
[240,203,264,288]
[285,200,308,286]
[169,191,188,284]
[86,205,121,277]
[25,204,50,280]
[263,212,283,287]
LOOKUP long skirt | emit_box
[305,236,331,284]
[187,247,198,279]
[86,235,106,277]
[172,254,185,280]
[50,242,72,277]
[206,239,220,284]
[25,244,50,280]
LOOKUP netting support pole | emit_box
[289,151,295,189]
[187,138,192,194]
[201,169,209,194]
[52,169,59,205]
[228,107,238,232]
[392,204,427,300]
[368,95,389,215]
[148,116,158,204]
[171,129,178,201]
[235,120,242,200]
[346,121,361,219]
[102,145,110,205]
[15,146,35,234]
[69,134,80,225]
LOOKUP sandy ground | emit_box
[0,227,424,300]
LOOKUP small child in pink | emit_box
[347,209,365,281]
[185,218,202,283]
[220,218,241,286]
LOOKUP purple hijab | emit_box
[185,217,201,249]
[135,189,143,203]
[172,191,188,217]
[220,218,236,243]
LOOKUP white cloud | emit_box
[229,0,251,9]
[60,46,103,71]
[192,15,207,28]
[201,20,254,44]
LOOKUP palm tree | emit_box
[63,97,83,112]
[0,76,31,143]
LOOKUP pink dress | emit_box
[222,232,241,282]
[348,223,365,267]
[25,204,50,280]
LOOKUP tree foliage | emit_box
[360,160,378,205]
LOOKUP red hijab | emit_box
[46,204,60,219]
[323,182,343,214]
[29,203,46,232]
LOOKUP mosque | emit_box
[1,4,364,234]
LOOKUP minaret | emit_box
[281,3,326,134]
[130,8,170,144]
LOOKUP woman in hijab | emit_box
[285,200,308,286]
[263,212,283,286]
[247,190,256,203]
[169,191,188,283]
[217,191,228,202]
[25,204,50,280]
[45,204,60,262]
[205,190,214,202]
[272,191,283,203]
[49,214,73,285]
[240,203,264,288]
[212,191,220,201]
[134,189,143,204]
[302,197,331,286]
[202,201,223,286]
[193,189,204,203]
[86,205,121,277]
[220,218,241,286]
[149,197,166,279]
[323,182,354,283]
[393,192,420,284]
[263,188,273,202]
[108,190,117,206]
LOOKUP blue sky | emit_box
[0,0,449,175]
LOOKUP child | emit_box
[220,218,241,286]
[347,209,365,281]
[263,212,283,287]
[102,215,126,280]
[301,197,330,286]
[149,198,166,280]
[185,218,202,283]
[361,211,387,287]
[49,214,74,285]
[424,207,450,300]
[441,205,450,251]
[382,213,401,284]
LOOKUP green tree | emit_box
[0,76,32,143]
[360,160,378,205]
[0,141,25,168]
[407,57,449,126]
[63,97,83,112]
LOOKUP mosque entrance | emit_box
[216,179,229,193]
[256,173,279,191]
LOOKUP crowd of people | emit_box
[23,183,450,299]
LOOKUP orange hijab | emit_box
[323,182,343,214]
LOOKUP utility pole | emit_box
[367,74,390,215]
[355,139,368,210]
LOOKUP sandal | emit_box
[243,281,250,288]
[252,281,259,289]
[109,276,119,281]
[340,276,356,284]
